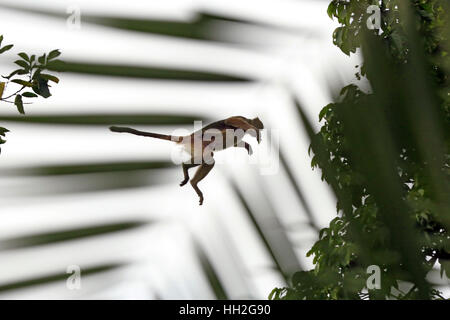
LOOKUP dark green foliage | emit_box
[0,34,61,153]
[46,60,251,82]
[193,239,229,300]
[271,0,449,300]
[0,4,299,45]
[0,126,9,154]
[0,113,205,126]
[0,221,147,250]
[0,264,123,293]
[4,161,174,176]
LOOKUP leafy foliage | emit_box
[271,0,449,300]
[0,34,61,153]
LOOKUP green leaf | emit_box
[22,92,38,98]
[31,68,41,80]
[47,49,61,60]
[18,52,30,62]
[0,126,9,136]
[327,1,337,19]
[0,44,13,54]
[11,79,33,87]
[39,73,59,83]
[14,94,25,114]
[268,288,279,300]
[16,70,29,75]
[37,53,46,64]
[14,60,29,70]
[333,27,344,48]
[0,82,5,99]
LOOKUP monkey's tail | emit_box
[109,126,183,143]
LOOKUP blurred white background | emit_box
[0,0,366,299]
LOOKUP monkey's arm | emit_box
[224,117,261,143]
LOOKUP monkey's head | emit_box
[251,117,264,130]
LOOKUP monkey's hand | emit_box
[256,130,261,144]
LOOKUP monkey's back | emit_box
[201,116,249,133]
[201,120,229,132]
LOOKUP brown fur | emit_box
[110,116,263,205]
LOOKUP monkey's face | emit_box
[252,117,264,130]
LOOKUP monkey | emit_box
[109,116,264,205]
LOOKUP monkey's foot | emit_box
[198,195,204,205]
[180,179,189,187]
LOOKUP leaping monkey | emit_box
[109,116,264,205]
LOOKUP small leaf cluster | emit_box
[327,0,447,81]
[0,34,61,153]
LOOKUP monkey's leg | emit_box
[234,141,253,155]
[190,161,215,205]
[180,162,200,186]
